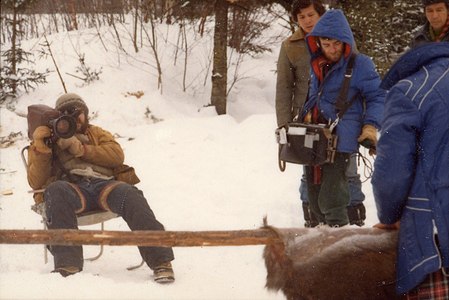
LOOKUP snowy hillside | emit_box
[0,14,378,300]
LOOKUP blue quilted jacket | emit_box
[302,9,385,153]
[373,42,449,294]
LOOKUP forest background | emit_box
[1,0,424,112]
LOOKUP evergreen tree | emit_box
[1,0,49,104]
[336,0,423,75]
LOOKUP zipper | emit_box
[432,219,443,270]
[316,62,341,122]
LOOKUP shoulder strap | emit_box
[335,53,357,119]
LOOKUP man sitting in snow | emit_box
[27,93,175,283]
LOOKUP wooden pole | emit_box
[0,229,280,247]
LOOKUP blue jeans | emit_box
[300,153,365,206]
[44,178,174,270]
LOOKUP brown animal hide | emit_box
[263,227,402,300]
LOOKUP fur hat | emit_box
[422,0,449,7]
[55,93,89,116]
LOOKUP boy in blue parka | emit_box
[301,9,385,226]
[373,42,449,296]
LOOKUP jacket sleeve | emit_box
[356,56,385,129]
[82,126,124,168]
[372,86,421,224]
[301,71,318,119]
[27,144,53,190]
[275,42,295,127]
[292,46,310,116]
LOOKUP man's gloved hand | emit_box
[57,136,84,157]
[32,126,52,154]
[303,111,312,124]
[373,222,400,230]
[357,124,377,155]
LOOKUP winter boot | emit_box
[52,266,81,277]
[302,202,319,228]
[347,203,366,227]
[154,261,175,283]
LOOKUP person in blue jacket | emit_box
[373,42,449,296]
[301,9,385,227]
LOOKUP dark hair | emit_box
[422,0,449,8]
[291,0,326,22]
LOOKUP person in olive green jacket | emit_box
[275,0,325,128]
[275,0,366,227]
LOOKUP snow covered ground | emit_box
[0,14,378,300]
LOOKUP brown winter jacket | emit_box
[275,29,310,127]
[411,21,449,48]
[27,124,125,205]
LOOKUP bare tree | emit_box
[210,0,228,115]
[132,0,139,52]
[143,18,163,93]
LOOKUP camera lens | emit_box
[53,115,77,139]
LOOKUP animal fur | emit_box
[263,227,402,300]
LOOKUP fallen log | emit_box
[0,228,280,247]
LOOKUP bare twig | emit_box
[142,16,163,93]
[43,33,67,93]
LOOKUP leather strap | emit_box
[335,53,357,119]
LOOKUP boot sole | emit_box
[154,276,175,284]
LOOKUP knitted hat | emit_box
[422,0,449,7]
[55,93,89,116]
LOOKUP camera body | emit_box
[27,104,77,144]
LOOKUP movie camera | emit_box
[27,104,78,145]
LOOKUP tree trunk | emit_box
[210,0,228,115]
[133,0,139,53]
[11,0,18,95]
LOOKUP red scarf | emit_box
[310,60,332,185]
[435,16,449,42]
[311,56,332,83]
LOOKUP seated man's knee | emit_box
[45,181,71,195]
[44,181,81,211]
[106,183,148,213]
[110,183,143,200]
[44,181,81,225]
[44,181,77,205]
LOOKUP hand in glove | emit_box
[357,124,377,155]
[303,112,312,124]
[32,126,52,154]
[57,136,84,157]
[373,221,400,230]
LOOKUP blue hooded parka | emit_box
[302,9,385,153]
[372,42,449,294]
